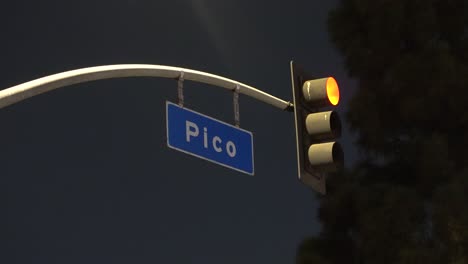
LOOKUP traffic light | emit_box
[290,61,343,194]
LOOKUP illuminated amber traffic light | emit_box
[326,77,339,106]
[302,77,340,107]
[290,61,344,194]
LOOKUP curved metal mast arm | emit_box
[0,64,293,110]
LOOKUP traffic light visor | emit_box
[326,77,339,106]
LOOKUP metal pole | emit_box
[233,84,240,127]
[177,71,184,107]
[0,64,293,111]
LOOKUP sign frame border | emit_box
[166,101,255,176]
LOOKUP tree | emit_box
[298,1,468,263]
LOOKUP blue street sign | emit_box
[166,101,254,175]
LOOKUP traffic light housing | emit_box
[290,61,344,194]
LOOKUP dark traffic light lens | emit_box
[305,111,342,140]
[329,111,342,138]
[307,142,344,172]
[332,142,344,168]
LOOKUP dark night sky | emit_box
[0,1,356,263]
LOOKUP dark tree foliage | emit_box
[298,1,468,263]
